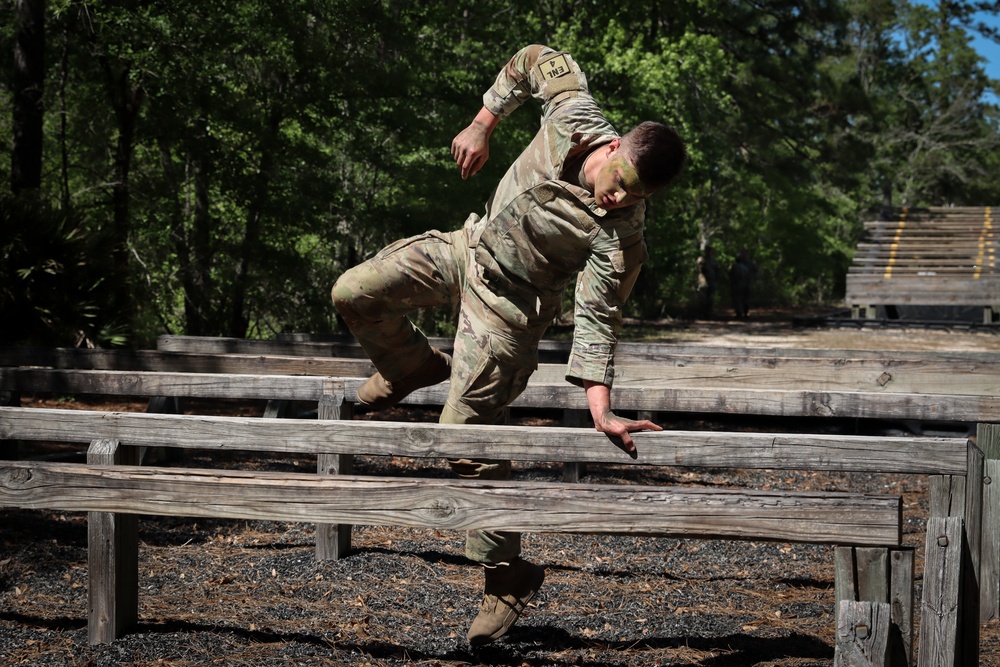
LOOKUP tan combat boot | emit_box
[356,347,451,410]
[467,558,545,646]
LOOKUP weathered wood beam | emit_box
[0,461,902,545]
[0,407,970,474]
[0,368,342,401]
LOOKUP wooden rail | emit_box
[156,333,1000,364]
[0,406,970,474]
[3,365,999,424]
[0,459,902,544]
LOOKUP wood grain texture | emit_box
[0,406,970,474]
[0,461,902,545]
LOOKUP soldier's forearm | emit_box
[583,379,613,425]
[471,106,500,136]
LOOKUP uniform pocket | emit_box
[457,329,538,413]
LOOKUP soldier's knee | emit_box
[331,272,361,317]
[332,265,386,323]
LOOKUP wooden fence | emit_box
[1,336,996,663]
[3,405,979,665]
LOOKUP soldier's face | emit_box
[593,142,654,210]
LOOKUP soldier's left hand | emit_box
[594,410,661,458]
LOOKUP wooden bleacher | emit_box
[846,206,999,323]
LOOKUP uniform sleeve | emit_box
[566,230,648,388]
[483,45,591,121]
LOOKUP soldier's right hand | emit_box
[451,121,491,180]
[451,106,499,180]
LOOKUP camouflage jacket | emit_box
[470,44,647,388]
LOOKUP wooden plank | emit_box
[835,600,891,667]
[856,547,890,603]
[845,276,1000,287]
[561,409,589,483]
[0,407,970,474]
[501,385,999,422]
[849,266,995,275]
[86,439,138,645]
[980,424,1000,622]
[929,475,967,521]
[4,364,999,405]
[889,549,915,667]
[845,276,1000,305]
[847,273,1000,284]
[844,292,1000,307]
[963,442,984,644]
[0,346,375,376]
[609,344,1000,364]
[0,368,341,401]
[603,364,1000,396]
[856,238,997,245]
[143,338,1000,366]
[156,335,1000,366]
[0,461,903,545]
[11,346,1000,378]
[834,546,914,666]
[918,516,963,667]
[982,459,1000,622]
[157,335,368,358]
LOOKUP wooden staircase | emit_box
[846,206,999,323]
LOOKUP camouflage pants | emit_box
[331,224,549,564]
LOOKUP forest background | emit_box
[2,0,999,348]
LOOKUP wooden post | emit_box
[836,600,891,667]
[263,399,289,419]
[918,517,963,667]
[0,390,22,459]
[929,442,983,658]
[315,389,353,560]
[889,549,915,666]
[851,304,878,320]
[87,439,139,644]
[561,408,587,482]
[928,475,965,520]
[142,396,182,464]
[979,423,1000,622]
[983,458,1000,622]
[835,546,913,667]
[960,442,983,664]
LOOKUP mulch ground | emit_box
[4,374,1000,665]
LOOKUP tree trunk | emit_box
[90,55,143,338]
[11,0,46,194]
[227,110,281,338]
[188,155,215,335]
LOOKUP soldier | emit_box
[331,44,686,645]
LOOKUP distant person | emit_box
[729,249,756,319]
[696,245,719,318]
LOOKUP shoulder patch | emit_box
[538,54,571,80]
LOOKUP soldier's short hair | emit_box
[619,121,687,191]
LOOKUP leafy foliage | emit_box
[1,0,998,343]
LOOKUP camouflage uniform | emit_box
[332,45,648,564]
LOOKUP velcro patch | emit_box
[538,54,571,80]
